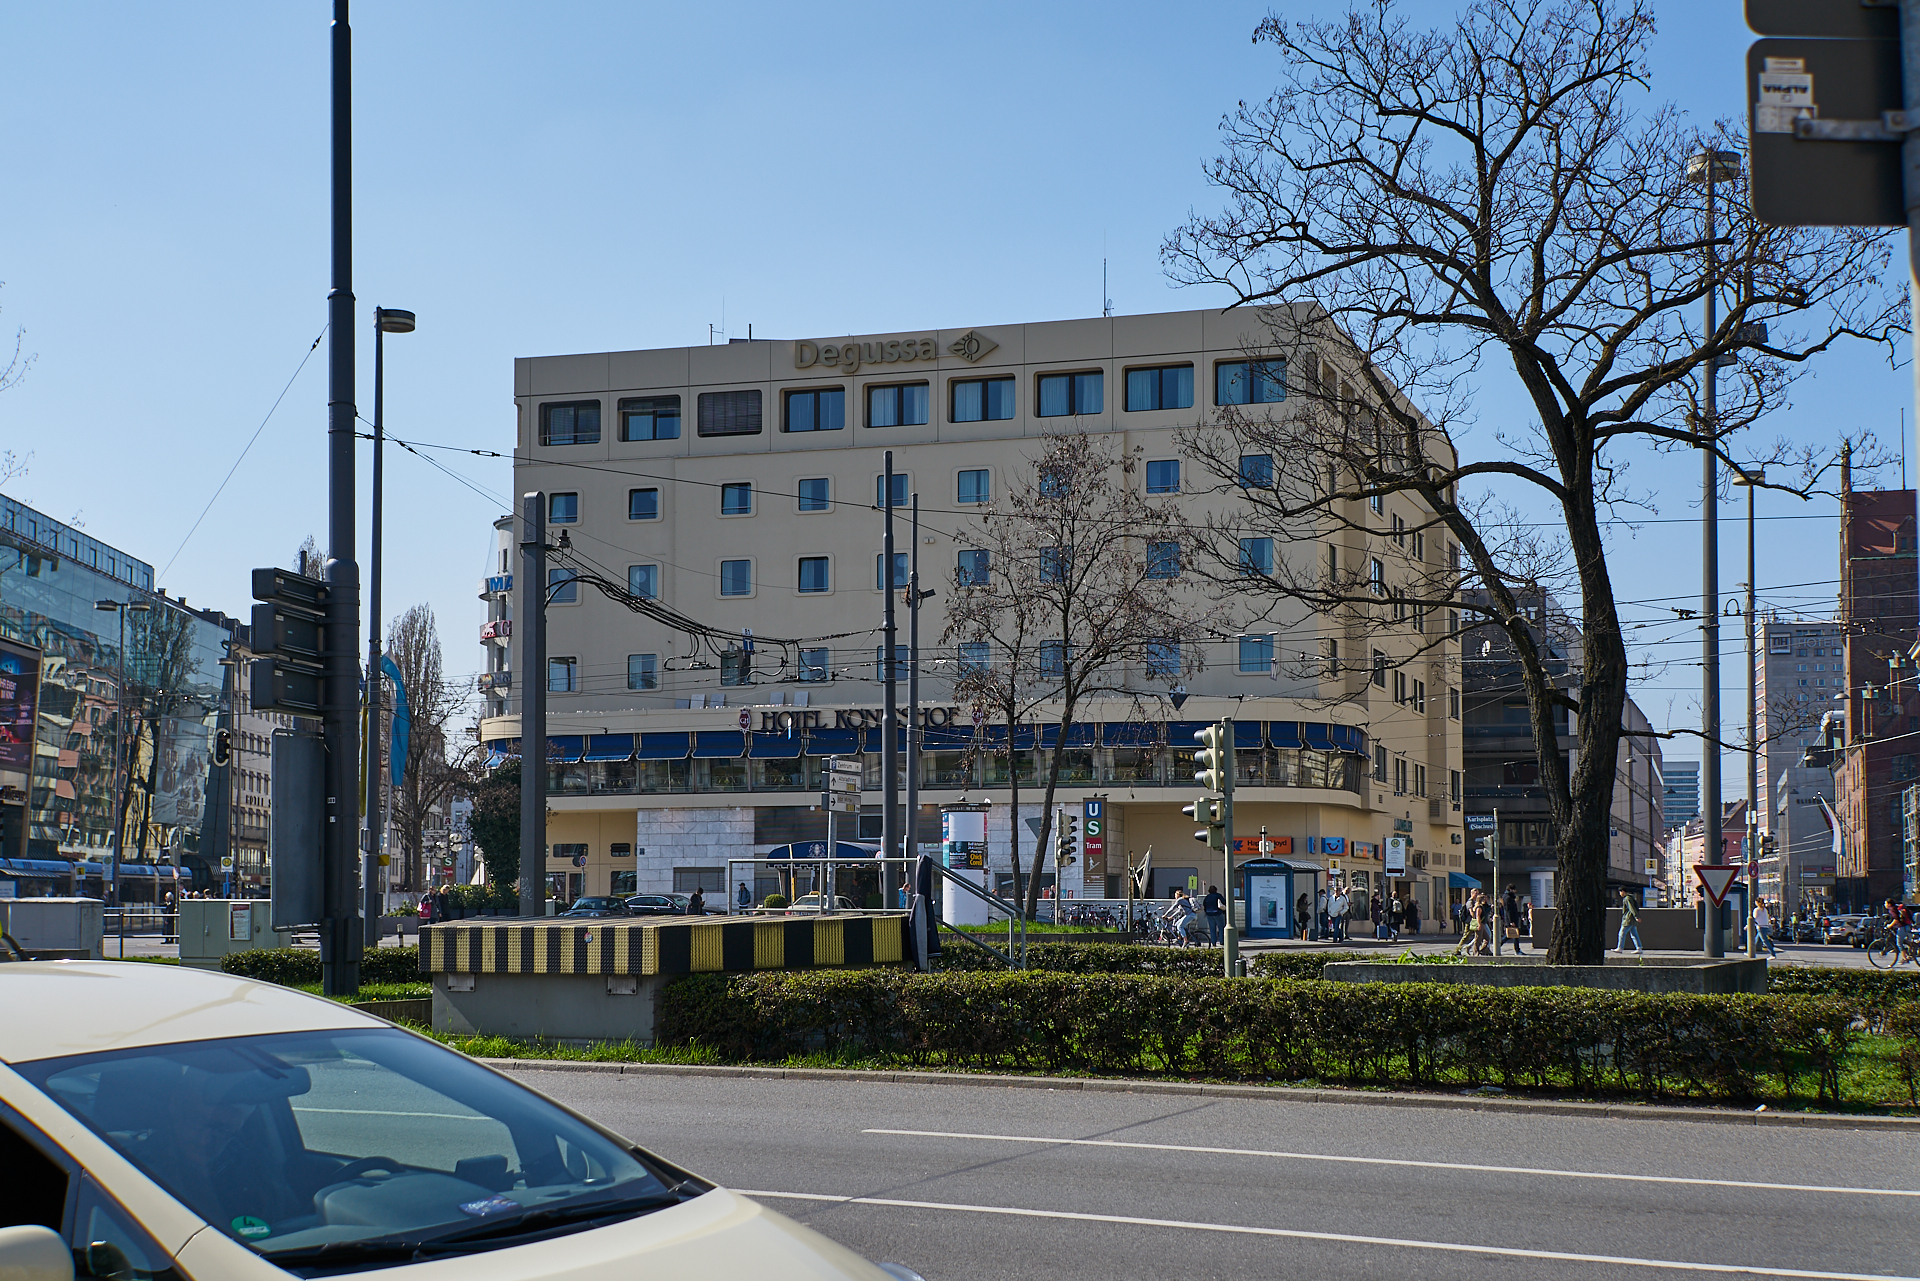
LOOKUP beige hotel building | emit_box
[478,307,1467,920]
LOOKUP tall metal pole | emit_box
[321,0,363,997]
[518,492,548,919]
[1701,161,1725,960]
[882,452,899,871]
[1903,1,1920,506]
[107,607,126,913]
[365,318,384,929]
[1746,475,1760,956]
[905,492,922,897]
[1222,718,1238,976]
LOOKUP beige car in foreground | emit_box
[0,961,919,1281]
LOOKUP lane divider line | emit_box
[862,1127,1920,1199]
[737,1188,1920,1281]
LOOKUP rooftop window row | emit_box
[536,359,1287,445]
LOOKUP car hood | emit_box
[175,1187,892,1281]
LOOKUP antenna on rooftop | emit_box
[1103,258,1113,318]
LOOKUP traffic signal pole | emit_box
[321,0,362,998]
[519,493,547,919]
[1222,718,1238,977]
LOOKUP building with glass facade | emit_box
[0,494,232,899]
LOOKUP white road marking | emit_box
[738,1189,1920,1281]
[864,1127,1920,1199]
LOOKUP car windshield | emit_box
[17,1028,691,1267]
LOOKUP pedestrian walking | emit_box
[1497,886,1524,955]
[1202,884,1227,947]
[1405,896,1421,936]
[1387,896,1404,942]
[1315,885,1330,941]
[1330,886,1351,942]
[1615,887,1644,956]
[1751,898,1777,958]
[1295,892,1310,939]
[688,887,707,916]
[1474,891,1495,955]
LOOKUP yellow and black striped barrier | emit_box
[420,913,909,977]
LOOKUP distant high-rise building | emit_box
[1755,616,1840,908]
[1662,760,1700,830]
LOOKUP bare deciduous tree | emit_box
[385,604,474,889]
[1164,0,1901,960]
[942,429,1226,921]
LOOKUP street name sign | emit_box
[1695,864,1742,906]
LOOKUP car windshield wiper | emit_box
[418,1187,697,1247]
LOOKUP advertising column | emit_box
[941,805,989,926]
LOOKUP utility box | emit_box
[178,899,284,970]
[0,898,105,959]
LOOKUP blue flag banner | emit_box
[381,654,410,786]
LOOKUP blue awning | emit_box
[483,737,520,759]
[765,841,880,860]
[1101,721,1163,747]
[1268,721,1304,749]
[1234,723,1266,752]
[1329,724,1367,754]
[1300,723,1337,751]
[583,734,634,762]
[806,728,864,756]
[0,859,78,876]
[1166,721,1211,747]
[864,726,907,754]
[692,731,747,759]
[1039,723,1098,749]
[983,724,1037,750]
[1449,871,1482,889]
[749,733,803,759]
[546,735,584,763]
[921,725,977,749]
[636,732,690,761]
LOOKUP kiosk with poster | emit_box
[1240,858,1315,939]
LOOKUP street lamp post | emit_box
[94,598,151,931]
[1733,465,1764,956]
[1687,146,1741,959]
[366,306,415,928]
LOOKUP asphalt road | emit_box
[522,1068,1919,1281]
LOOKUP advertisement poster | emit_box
[150,714,208,827]
[0,638,42,784]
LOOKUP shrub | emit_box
[222,947,419,986]
[1766,967,1920,1021]
[762,894,788,910]
[655,969,1867,1104]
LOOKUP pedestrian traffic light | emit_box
[1183,796,1224,849]
[1193,722,1231,793]
[250,567,328,716]
[1057,813,1078,865]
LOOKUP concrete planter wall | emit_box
[1322,957,1768,994]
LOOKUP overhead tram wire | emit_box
[159,327,327,579]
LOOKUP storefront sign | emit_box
[793,329,998,374]
[0,638,41,782]
[1231,835,1292,856]
[758,706,960,732]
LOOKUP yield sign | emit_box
[1695,865,1741,907]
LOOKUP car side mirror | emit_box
[0,1226,75,1281]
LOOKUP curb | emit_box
[475,1057,1920,1131]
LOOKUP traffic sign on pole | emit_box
[826,773,861,794]
[823,792,859,815]
[1747,38,1905,227]
[1696,864,1742,906]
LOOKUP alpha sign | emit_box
[793,329,999,374]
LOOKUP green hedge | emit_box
[221,947,420,986]
[1767,967,1920,1019]
[933,941,1365,978]
[657,969,1877,1104]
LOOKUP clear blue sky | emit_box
[0,1,1906,790]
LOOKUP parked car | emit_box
[1823,914,1865,945]
[624,894,688,917]
[0,960,919,1281]
[786,893,858,913]
[561,896,631,918]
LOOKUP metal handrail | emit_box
[925,859,1028,968]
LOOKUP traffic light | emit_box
[1184,796,1225,849]
[1057,813,1079,865]
[250,567,328,715]
[1194,722,1231,793]
[213,728,233,768]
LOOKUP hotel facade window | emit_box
[784,387,845,432]
[797,556,831,593]
[951,376,1015,422]
[867,383,929,427]
[877,473,909,508]
[1146,459,1179,494]
[1125,364,1193,411]
[548,567,578,604]
[1215,359,1286,405]
[1238,454,1274,489]
[957,469,990,505]
[1239,537,1273,576]
[720,482,752,516]
[549,656,578,693]
[619,395,679,441]
[1146,638,1180,679]
[540,401,600,446]
[698,389,762,436]
[1037,371,1103,418]
[628,488,659,521]
[1239,634,1273,674]
[1147,540,1181,579]
[627,653,657,690]
[719,560,752,596]
[959,641,991,672]
[877,552,908,589]
[800,647,830,681]
[548,492,579,524]
[797,478,831,511]
[627,564,659,599]
[957,548,990,586]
